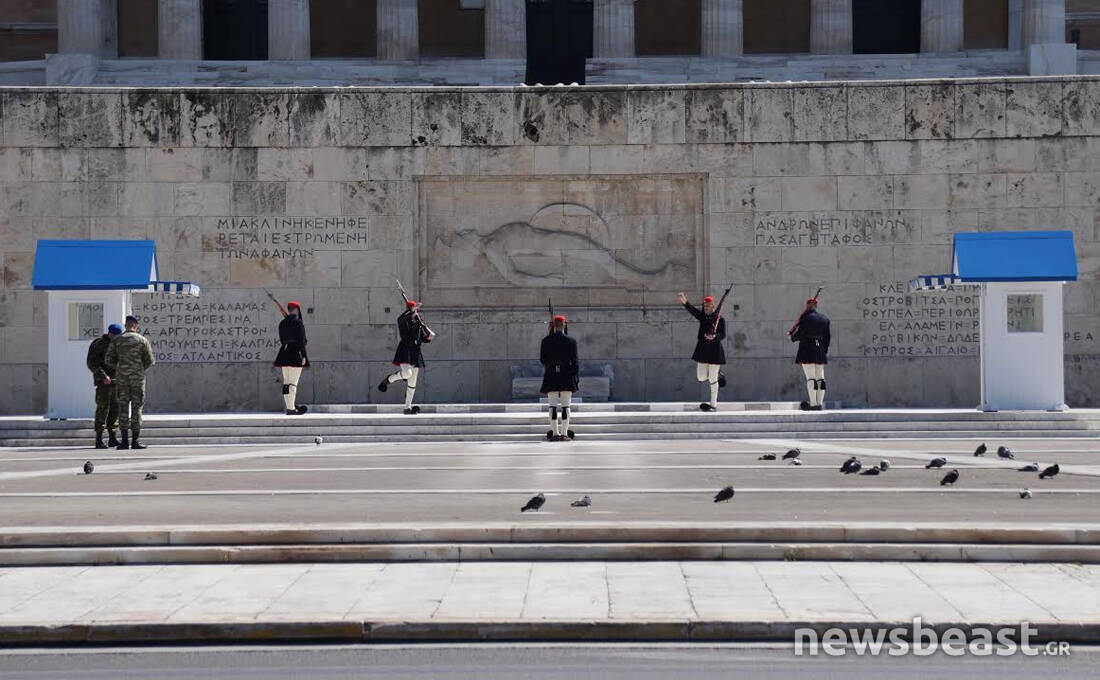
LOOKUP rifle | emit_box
[263,289,288,317]
[710,283,734,335]
[395,278,435,338]
[548,298,568,335]
[787,287,823,337]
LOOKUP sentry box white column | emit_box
[909,231,1078,412]
[32,240,200,419]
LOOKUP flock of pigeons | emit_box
[518,441,1065,512]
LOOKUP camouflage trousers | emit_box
[116,378,146,430]
[93,383,118,433]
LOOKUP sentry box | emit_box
[909,231,1078,412]
[31,240,200,419]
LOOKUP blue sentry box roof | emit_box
[33,240,158,290]
[952,231,1078,282]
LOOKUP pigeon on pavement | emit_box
[782,448,801,460]
[1020,489,1033,499]
[758,453,777,461]
[143,472,158,481]
[940,469,960,486]
[843,459,863,474]
[974,443,987,456]
[926,457,947,469]
[1017,463,1039,472]
[860,467,881,476]
[314,436,323,446]
[1039,464,1060,480]
[997,446,1014,459]
[879,460,890,471]
[713,486,735,503]
[570,495,592,508]
[82,461,94,475]
[521,493,546,512]
[839,456,858,473]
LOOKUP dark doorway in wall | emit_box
[311,0,377,57]
[965,0,1007,48]
[743,0,810,54]
[526,0,592,85]
[420,0,485,57]
[118,0,158,56]
[635,0,701,55]
[204,0,269,60]
[853,0,919,54]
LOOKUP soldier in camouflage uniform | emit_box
[105,315,155,450]
[86,323,122,449]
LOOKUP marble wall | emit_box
[2,79,1100,412]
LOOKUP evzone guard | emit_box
[540,312,579,441]
[378,285,435,414]
[788,290,831,411]
[267,291,309,416]
[678,286,731,411]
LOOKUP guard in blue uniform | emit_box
[789,297,830,410]
[540,315,579,441]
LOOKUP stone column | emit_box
[594,0,634,58]
[701,0,742,57]
[1024,0,1065,45]
[269,0,311,59]
[58,0,118,57]
[377,0,419,60]
[485,0,526,58]
[158,0,203,59]
[810,0,852,54]
[921,0,964,53]
[1008,0,1024,49]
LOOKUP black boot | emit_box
[107,430,119,448]
[378,379,389,392]
[116,429,130,450]
[95,431,107,449]
[131,429,147,450]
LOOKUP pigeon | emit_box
[843,459,863,475]
[789,459,803,466]
[1039,464,1060,480]
[940,469,960,486]
[1017,463,1039,472]
[521,493,546,512]
[713,486,735,503]
[314,436,323,446]
[82,461,94,475]
[758,453,777,461]
[782,448,801,460]
[997,446,1014,460]
[926,457,947,469]
[1019,489,1033,499]
[860,466,881,476]
[570,495,592,508]
[974,443,987,457]
[839,456,858,473]
[144,472,158,481]
[879,460,890,471]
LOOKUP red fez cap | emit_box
[287,300,301,310]
[703,296,715,304]
[406,299,417,308]
[806,298,818,304]
[554,315,567,322]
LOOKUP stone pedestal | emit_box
[1028,42,1076,74]
[158,0,203,59]
[921,0,964,53]
[58,0,117,57]
[702,0,743,57]
[1024,0,1065,45]
[269,0,312,59]
[485,0,526,59]
[810,0,852,54]
[594,0,634,58]
[377,0,420,60]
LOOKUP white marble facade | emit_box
[2,80,1100,412]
